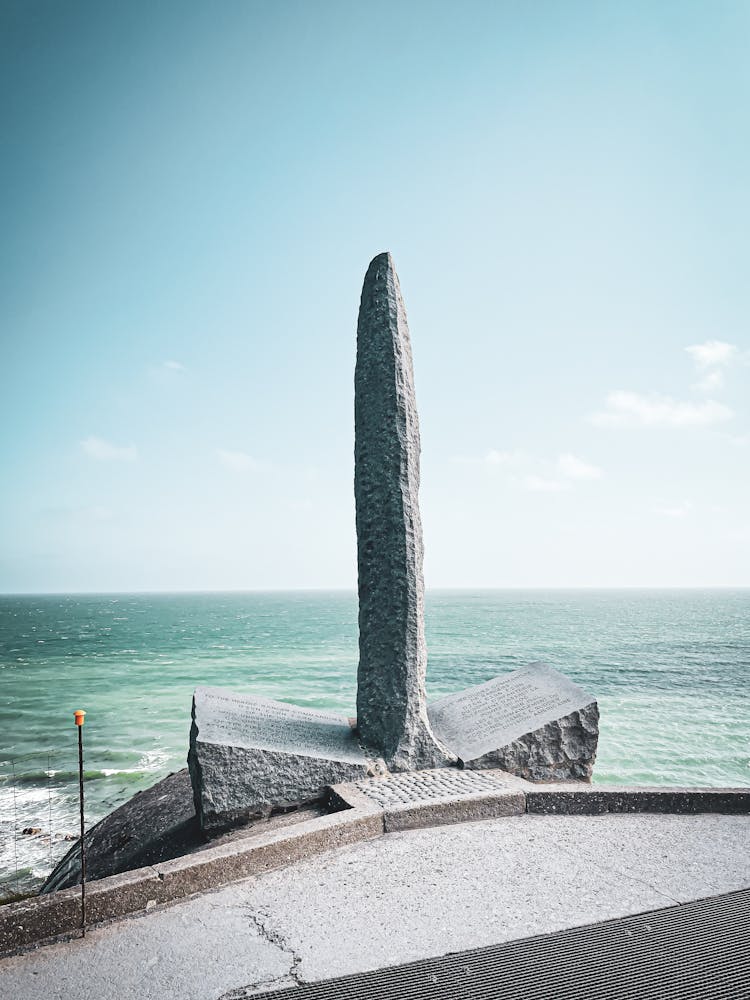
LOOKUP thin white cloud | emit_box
[147,359,186,381]
[485,449,512,465]
[654,501,692,518]
[465,449,599,492]
[452,449,520,467]
[591,391,731,428]
[524,474,569,493]
[693,370,724,394]
[81,436,137,461]
[218,449,257,472]
[685,340,737,369]
[557,453,602,481]
[685,340,739,393]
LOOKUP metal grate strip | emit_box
[253,888,750,999]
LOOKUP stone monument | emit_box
[354,252,454,772]
[187,251,599,835]
[41,252,601,899]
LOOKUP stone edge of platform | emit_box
[2,778,749,957]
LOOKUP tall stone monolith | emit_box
[354,252,454,771]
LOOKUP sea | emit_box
[1,589,748,901]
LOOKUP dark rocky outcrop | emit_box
[41,769,198,893]
[41,768,327,893]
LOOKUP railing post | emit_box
[74,710,87,936]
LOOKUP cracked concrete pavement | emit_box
[2,812,749,999]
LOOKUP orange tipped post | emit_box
[74,709,87,935]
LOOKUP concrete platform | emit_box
[1,811,749,999]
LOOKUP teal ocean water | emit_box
[1,589,748,899]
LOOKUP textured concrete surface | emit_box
[0,889,291,1000]
[17,770,750,955]
[0,806,381,954]
[527,783,750,815]
[354,252,452,771]
[240,812,750,984]
[2,812,749,998]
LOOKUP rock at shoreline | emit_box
[41,767,330,894]
[188,687,373,833]
[41,769,197,893]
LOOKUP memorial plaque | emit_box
[427,662,598,780]
[195,687,367,764]
[189,686,372,831]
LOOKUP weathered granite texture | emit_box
[354,252,453,772]
[428,662,599,781]
[189,687,373,832]
[464,703,600,781]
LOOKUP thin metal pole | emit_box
[11,760,19,895]
[47,751,53,870]
[78,724,86,936]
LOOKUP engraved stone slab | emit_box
[427,662,599,781]
[353,768,527,831]
[194,687,366,762]
[189,686,372,832]
[355,769,523,809]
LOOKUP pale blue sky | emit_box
[1,0,748,591]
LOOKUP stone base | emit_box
[189,687,375,833]
[189,739,373,833]
[427,663,599,782]
[462,703,600,781]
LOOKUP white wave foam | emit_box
[137,748,171,770]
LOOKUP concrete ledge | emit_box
[3,776,749,957]
[526,785,750,816]
[383,790,526,832]
[0,866,172,956]
[326,783,378,813]
[0,805,382,957]
[154,808,383,897]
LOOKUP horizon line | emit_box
[1,585,749,597]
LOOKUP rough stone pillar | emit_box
[354,252,454,771]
